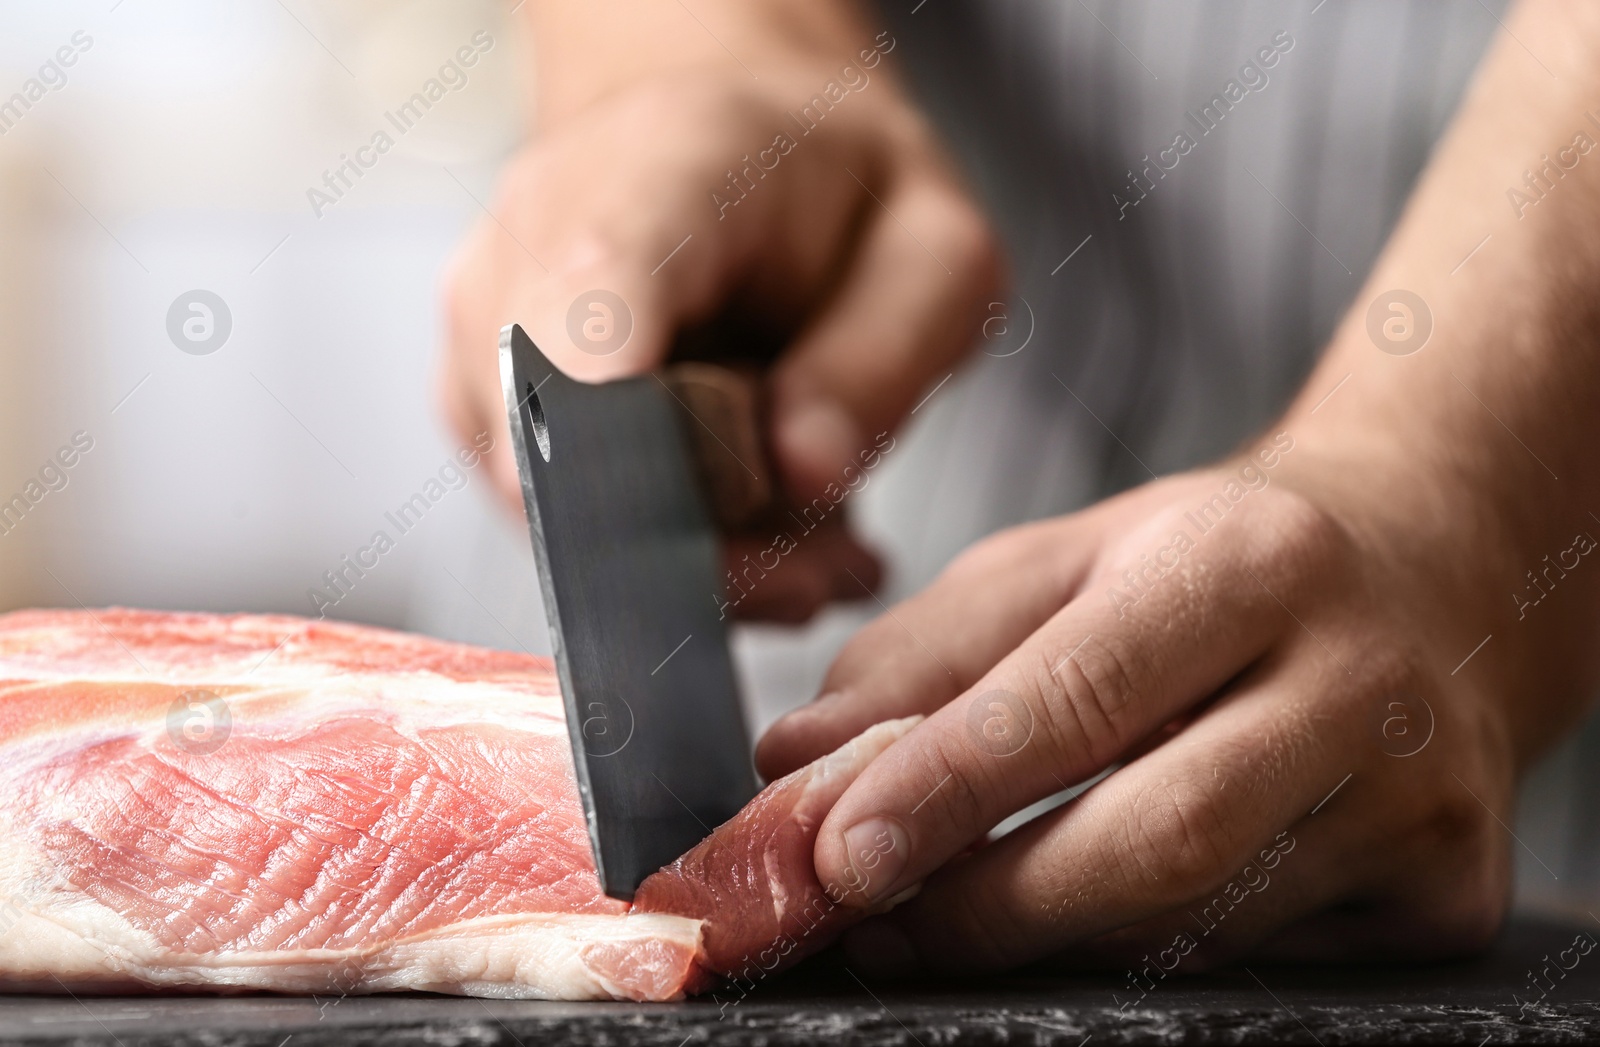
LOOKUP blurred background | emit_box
[1,0,1595,918]
[0,0,525,639]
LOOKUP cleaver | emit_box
[499,323,762,900]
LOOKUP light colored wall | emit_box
[0,141,52,607]
[0,0,538,643]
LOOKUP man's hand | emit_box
[761,0,1600,975]
[440,2,1002,620]
[759,465,1516,972]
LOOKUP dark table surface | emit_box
[3,917,1598,1046]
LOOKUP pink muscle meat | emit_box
[0,609,903,1001]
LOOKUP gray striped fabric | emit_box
[858,0,1499,589]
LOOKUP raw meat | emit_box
[0,609,907,1001]
[634,711,912,997]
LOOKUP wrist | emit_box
[1266,345,1597,769]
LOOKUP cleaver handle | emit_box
[661,363,776,532]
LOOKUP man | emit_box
[441,0,1600,974]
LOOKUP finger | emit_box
[852,823,1355,982]
[720,523,883,624]
[770,173,1003,501]
[812,497,1320,908]
[1055,816,1374,974]
[841,657,1362,974]
[757,480,1237,780]
[1081,719,1508,969]
[477,166,720,387]
[1099,878,1495,970]
[439,95,865,507]
[483,85,890,386]
[1251,799,1510,964]
[754,517,1093,781]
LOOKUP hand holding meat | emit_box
[761,469,1522,973]
[762,0,1600,976]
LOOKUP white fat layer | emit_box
[0,904,704,1001]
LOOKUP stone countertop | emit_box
[2,918,1597,1046]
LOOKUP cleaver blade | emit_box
[499,323,757,900]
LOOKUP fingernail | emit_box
[837,817,909,906]
[775,398,861,497]
[843,920,921,981]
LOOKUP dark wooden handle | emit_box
[662,363,775,531]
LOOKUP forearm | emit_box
[1279,0,1600,761]
[524,0,882,126]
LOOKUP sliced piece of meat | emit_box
[633,717,911,995]
[0,609,904,1001]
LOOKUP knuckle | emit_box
[1037,636,1139,769]
[944,196,1005,289]
[1364,646,1419,695]
[1416,784,1495,863]
[911,736,996,833]
[1242,487,1352,587]
[945,520,1070,592]
[1125,778,1232,891]
[1396,775,1510,958]
[829,610,930,686]
[943,525,1021,581]
[615,74,752,129]
[1353,648,1427,722]
[935,746,992,826]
